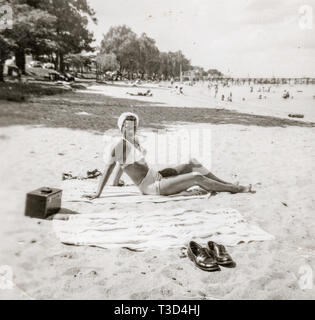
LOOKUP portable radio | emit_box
[25,187,62,219]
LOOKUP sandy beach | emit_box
[1,82,315,300]
[86,82,315,122]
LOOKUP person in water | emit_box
[84,113,254,199]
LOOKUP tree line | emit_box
[80,25,223,81]
[97,25,192,80]
[97,25,224,80]
[0,1,222,82]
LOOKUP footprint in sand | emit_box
[159,286,173,297]
[63,267,81,277]
[198,291,207,298]
[62,252,79,259]
[179,247,188,258]
[161,268,174,279]
[96,279,107,287]
[87,270,98,277]
[44,252,79,263]
[145,253,164,263]
[63,267,99,279]
[130,291,151,299]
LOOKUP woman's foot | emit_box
[230,184,255,194]
[238,184,256,193]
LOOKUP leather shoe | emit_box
[207,241,235,266]
[187,241,220,272]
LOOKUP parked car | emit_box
[28,61,43,68]
[43,63,55,70]
[59,72,75,82]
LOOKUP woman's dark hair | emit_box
[125,115,137,121]
[122,115,137,132]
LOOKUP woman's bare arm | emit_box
[83,143,116,199]
[112,164,124,186]
[96,162,116,196]
[83,162,116,199]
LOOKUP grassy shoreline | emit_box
[0,82,72,102]
[1,90,314,131]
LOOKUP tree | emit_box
[0,1,57,78]
[138,33,160,78]
[190,66,207,80]
[10,2,57,74]
[100,25,194,80]
[158,52,171,79]
[159,51,191,79]
[95,53,119,79]
[37,0,97,72]
[0,35,14,82]
[207,69,224,78]
[0,0,97,80]
[101,25,140,77]
[64,53,94,74]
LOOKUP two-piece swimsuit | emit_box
[110,138,163,195]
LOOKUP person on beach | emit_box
[84,113,255,199]
[214,84,218,98]
[282,90,290,99]
[126,89,153,97]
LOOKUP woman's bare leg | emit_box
[171,158,232,184]
[159,172,250,196]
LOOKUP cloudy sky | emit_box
[88,0,315,77]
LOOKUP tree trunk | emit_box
[0,61,5,82]
[15,48,26,75]
[58,52,65,73]
[54,54,58,70]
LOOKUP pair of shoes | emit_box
[86,169,101,179]
[187,241,235,272]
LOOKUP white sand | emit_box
[1,114,315,299]
[85,82,315,122]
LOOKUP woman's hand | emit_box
[82,193,100,200]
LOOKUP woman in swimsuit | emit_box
[84,112,254,199]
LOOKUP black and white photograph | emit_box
[0,0,314,303]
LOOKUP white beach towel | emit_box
[61,179,211,204]
[53,207,274,251]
